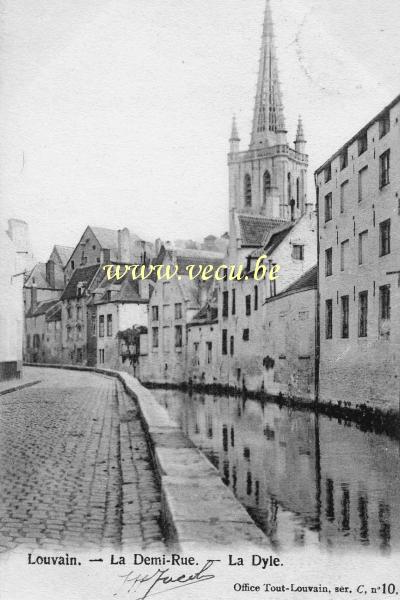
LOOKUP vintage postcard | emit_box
[0,0,399,598]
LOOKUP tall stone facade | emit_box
[315,93,400,413]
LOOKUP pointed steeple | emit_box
[294,115,306,153]
[229,115,240,153]
[250,0,286,148]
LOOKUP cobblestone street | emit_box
[0,368,164,553]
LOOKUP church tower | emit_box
[228,0,308,259]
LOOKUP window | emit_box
[174,303,182,320]
[341,295,349,338]
[152,306,159,321]
[358,132,368,156]
[296,177,300,208]
[230,335,234,356]
[340,180,348,213]
[358,166,368,202]
[379,150,390,188]
[152,327,159,348]
[254,286,258,311]
[67,306,72,319]
[71,260,75,270]
[358,231,368,265]
[245,295,251,316]
[91,313,96,335]
[99,315,104,337]
[26,334,31,348]
[379,285,391,337]
[77,306,82,320]
[359,291,368,337]
[163,327,170,352]
[325,299,333,339]
[263,170,271,204]
[340,239,349,271]
[107,314,112,336]
[379,219,390,256]
[324,163,331,183]
[206,341,212,364]
[244,174,252,206]
[55,320,61,331]
[222,329,228,355]
[243,328,250,342]
[292,245,304,260]
[77,324,83,340]
[99,349,104,364]
[325,193,332,222]
[340,148,348,170]
[379,111,390,138]
[325,248,333,277]
[232,289,236,315]
[175,325,182,348]
[67,327,72,341]
[222,291,229,317]
[193,342,199,365]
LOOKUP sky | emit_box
[0,0,399,261]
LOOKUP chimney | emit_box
[118,228,130,262]
[46,259,56,288]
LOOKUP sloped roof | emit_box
[46,302,62,322]
[238,214,288,247]
[264,224,294,254]
[264,265,317,304]
[25,263,48,288]
[94,277,146,305]
[53,245,73,266]
[26,299,59,318]
[61,264,100,300]
[173,248,224,274]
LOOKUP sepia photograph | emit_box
[0,0,399,598]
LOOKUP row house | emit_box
[25,299,60,363]
[60,264,100,364]
[24,244,72,314]
[315,92,400,413]
[218,210,317,396]
[141,247,223,384]
[186,292,219,386]
[90,272,150,372]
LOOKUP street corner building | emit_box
[315,94,400,414]
[0,220,34,381]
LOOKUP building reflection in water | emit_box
[153,390,400,554]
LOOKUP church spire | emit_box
[250,0,286,148]
[294,115,306,153]
[229,115,240,153]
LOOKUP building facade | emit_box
[315,93,400,413]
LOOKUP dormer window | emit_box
[340,148,348,170]
[77,282,85,298]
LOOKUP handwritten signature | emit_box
[113,559,218,599]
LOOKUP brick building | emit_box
[315,93,400,413]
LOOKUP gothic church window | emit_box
[244,174,252,207]
[263,170,271,205]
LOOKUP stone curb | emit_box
[24,363,269,550]
[0,379,41,396]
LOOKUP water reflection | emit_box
[153,389,400,554]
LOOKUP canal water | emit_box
[152,389,400,554]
